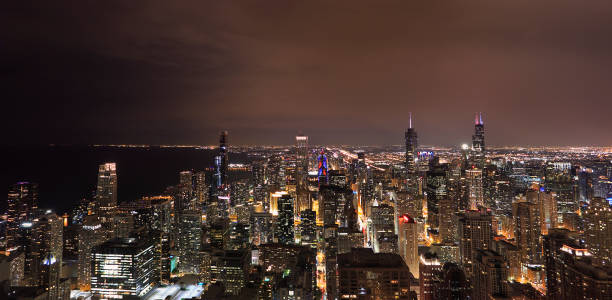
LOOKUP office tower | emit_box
[78,215,104,290]
[177,170,194,212]
[544,230,612,300]
[471,112,485,168]
[473,249,509,300]
[398,214,419,278]
[370,204,396,253]
[338,248,412,300]
[545,162,577,218]
[513,200,542,267]
[527,187,557,235]
[210,250,247,296]
[250,210,273,246]
[405,112,418,175]
[178,211,202,274]
[324,224,339,300]
[317,149,328,184]
[275,194,295,245]
[37,212,63,299]
[91,238,156,299]
[458,209,493,278]
[437,263,470,299]
[96,162,118,218]
[300,209,317,248]
[17,220,41,287]
[419,252,442,300]
[543,228,575,299]
[465,167,484,210]
[226,222,250,250]
[584,197,611,265]
[493,239,521,281]
[195,171,207,208]
[213,130,229,188]
[0,251,25,287]
[438,198,458,243]
[113,212,134,238]
[296,134,309,185]
[425,156,448,230]
[6,182,38,251]
[319,185,353,227]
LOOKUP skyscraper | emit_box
[466,167,483,210]
[78,215,104,291]
[317,149,328,185]
[513,199,542,268]
[473,249,509,300]
[471,112,485,168]
[419,252,443,300]
[458,209,493,278]
[96,163,118,239]
[405,112,418,175]
[6,182,38,252]
[215,130,229,188]
[275,194,295,245]
[296,134,309,185]
[398,214,419,278]
[91,237,156,299]
[584,196,611,266]
[178,211,202,274]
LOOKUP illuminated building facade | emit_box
[419,252,442,300]
[584,196,611,266]
[177,211,202,274]
[471,112,485,168]
[96,163,118,239]
[317,149,328,184]
[275,194,295,245]
[472,249,509,300]
[91,238,156,299]
[398,214,419,279]
[458,209,493,278]
[6,182,38,252]
[78,215,104,290]
[405,112,418,176]
[338,248,412,300]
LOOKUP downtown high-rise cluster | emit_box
[1,117,611,300]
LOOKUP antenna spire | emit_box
[409,112,413,129]
[479,112,483,125]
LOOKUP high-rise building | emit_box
[6,182,38,251]
[544,230,612,300]
[527,187,557,235]
[584,196,611,266]
[513,199,542,268]
[458,209,493,278]
[405,112,418,176]
[398,214,419,278]
[425,157,448,230]
[466,168,484,210]
[300,209,317,248]
[215,131,229,188]
[250,210,273,246]
[296,134,309,185]
[96,163,118,240]
[91,237,156,299]
[275,194,295,245]
[471,112,485,168]
[338,248,413,300]
[419,252,443,300]
[177,211,202,274]
[37,212,63,299]
[78,215,104,291]
[317,149,328,185]
[472,249,509,300]
[210,250,247,296]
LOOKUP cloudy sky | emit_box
[2,1,612,146]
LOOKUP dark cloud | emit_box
[2,1,612,146]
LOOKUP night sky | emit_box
[2,1,612,147]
